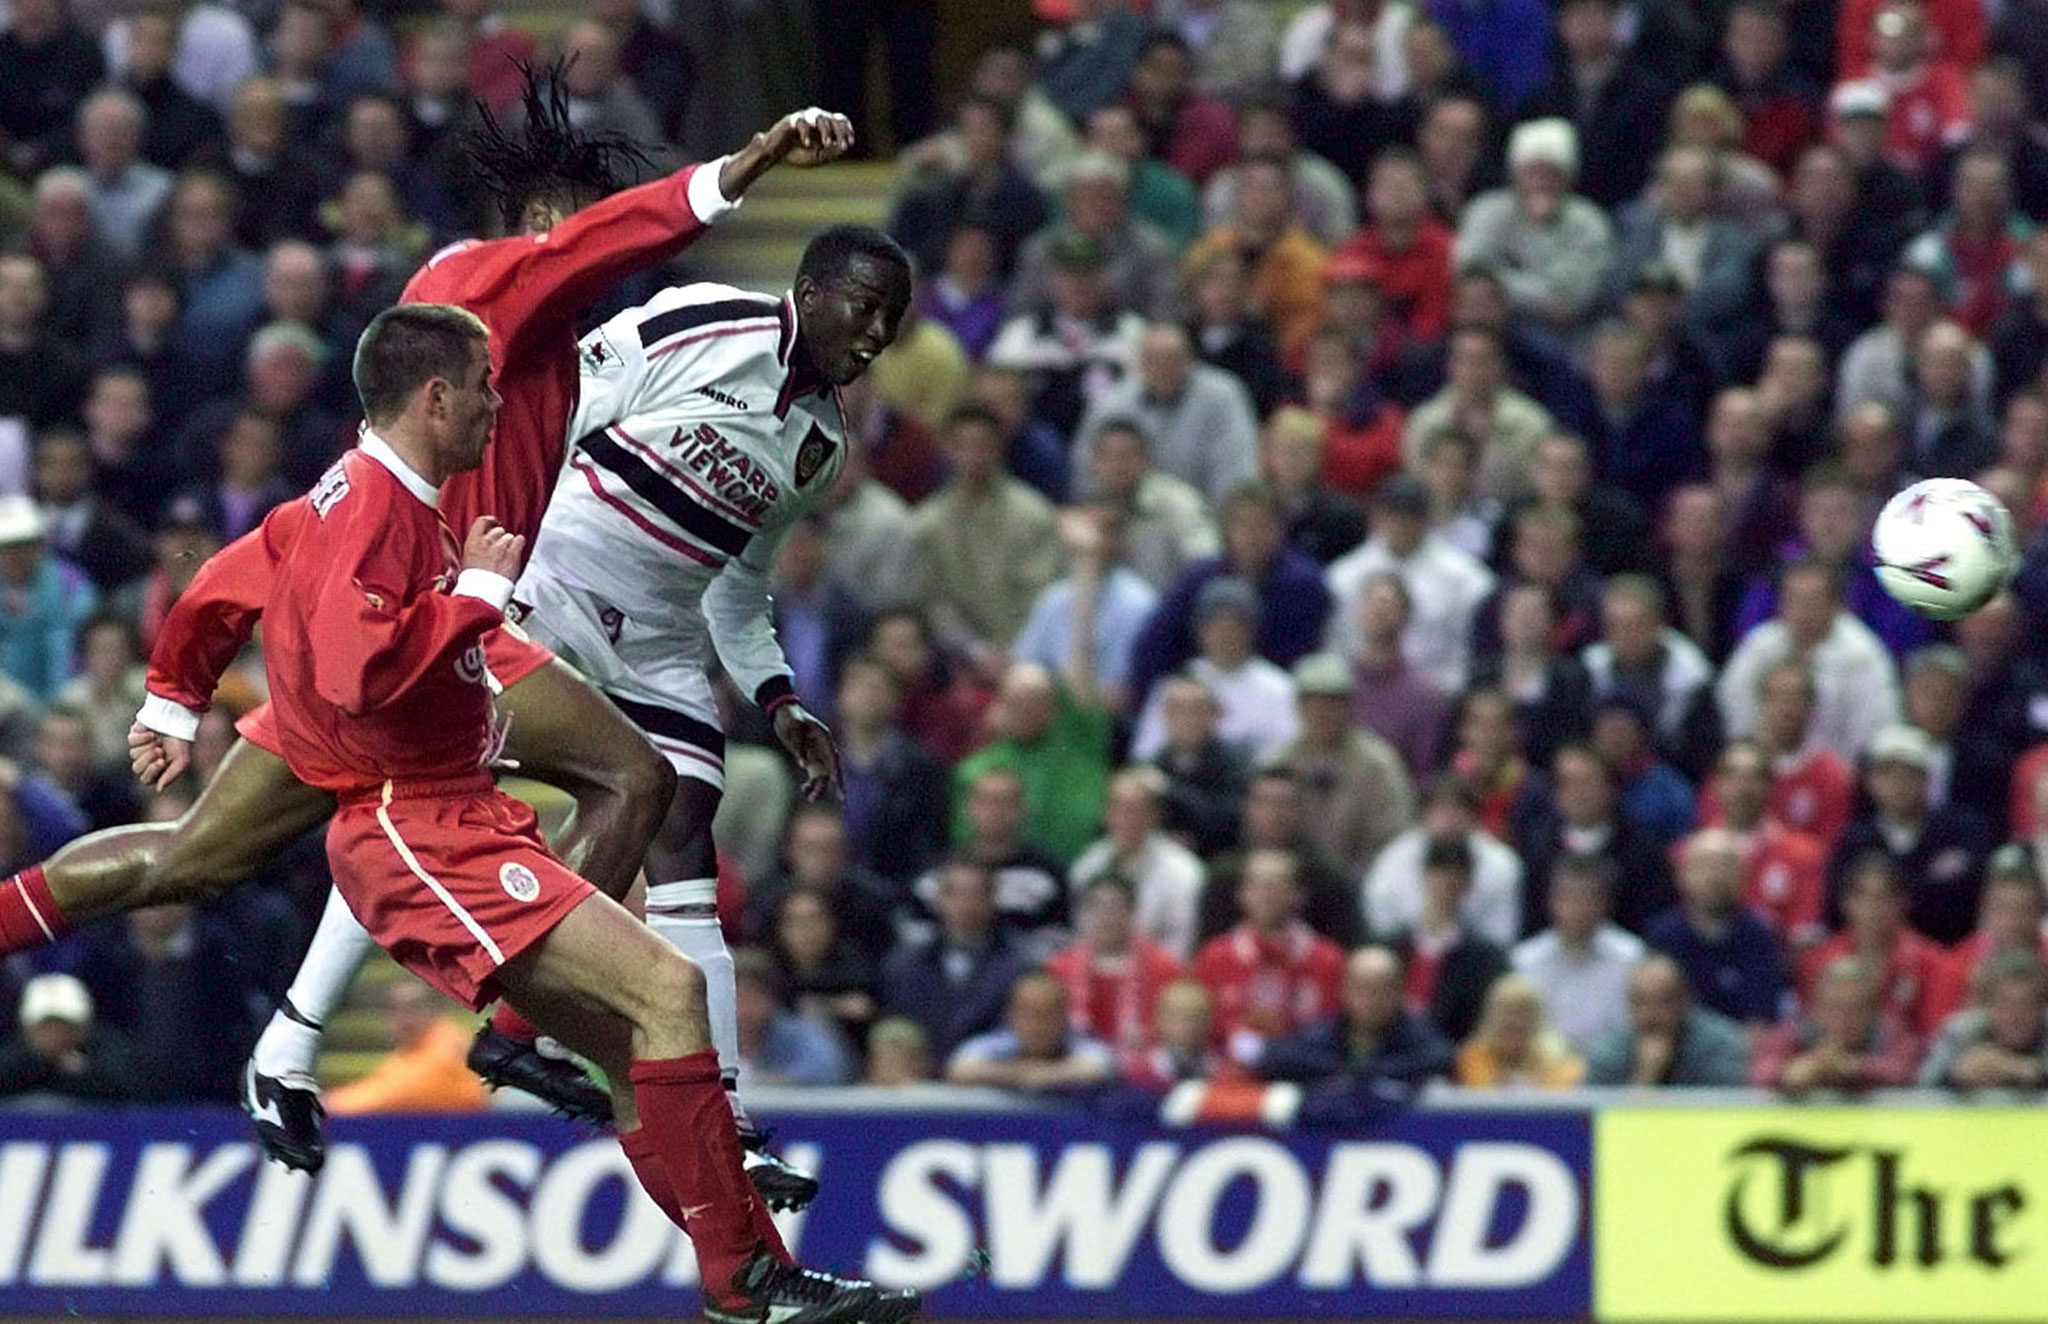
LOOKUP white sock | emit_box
[252,887,376,1082]
[643,878,751,1128]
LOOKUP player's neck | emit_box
[366,425,451,493]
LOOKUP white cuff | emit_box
[137,693,202,743]
[453,569,515,611]
[687,156,740,224]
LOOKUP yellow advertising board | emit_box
[1596,1107,2046,1323]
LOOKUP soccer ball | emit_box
[1871,478,2018,621]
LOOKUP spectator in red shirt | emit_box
[1299,328,1404,497]
[1907,150,2030,337]
[1934,844,2048,1021]
[1837,0,1984,79]
[1334,150,1454,345]
[1317,251,1405,382]
[1713,739,1832,952]
[1802,850,1952,1035]
[1857,0,1970,174]
[1193,846,1345,1066]
[1715,0,1822,180]
[1047,874,1187,1053]
[1752,658,1857,848]
[1125,31,1240,186]
[1751,953,1925,1091]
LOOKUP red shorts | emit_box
[327,775,595,1010]
[237,625,553,753]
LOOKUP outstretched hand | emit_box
[773,702,842,802]
[463,516,526,580]
[761,109,856,168]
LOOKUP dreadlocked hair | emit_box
[462,58,654,231]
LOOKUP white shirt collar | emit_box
[358,427,441,508]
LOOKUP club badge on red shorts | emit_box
[500,862,540,902]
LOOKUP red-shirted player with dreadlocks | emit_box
[0,69,839,1198]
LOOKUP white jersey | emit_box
[518,282,846,716]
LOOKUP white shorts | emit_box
[508,573,726,788]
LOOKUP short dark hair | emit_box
[351,303,488,424]
[797,224,912,290]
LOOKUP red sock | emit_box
[0,868,69,954]
[629,1051,766,1305]
[490,1004,541,1040]
[620,1128,791,1265]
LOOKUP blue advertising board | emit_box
[0,1106,1591,1317]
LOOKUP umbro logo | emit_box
[695,385,750,411]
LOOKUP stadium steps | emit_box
[680,161,901,295]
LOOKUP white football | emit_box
[1871,478,2018,621]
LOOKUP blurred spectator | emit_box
[1080,418,1219,590]
[1754,953,1925,1093]
[1804,850,1953,1034]
[193,77,323,249]
[1584,953,1752,1085]
[744,802,903,964]
[1908,149,2030,338]
[1862,1,1970,174]
[1474,503,1604,661]
[1840,264,1986,424]
[437,0,538,115]
[125,500,222,652]
[104,1,259,118]
[1069,768,1205,961]
[1086,103,1200,248]
[1384,834,1511,1043]
[1828,724,1992,946]
[911,405,1059,656]
[586,0,689,142]
[881,858,1035,1060]
[523,24,662,162]
[1591,696,1696,850]
[1664,84,1786,240]
[1298,327,1406,498]
[1036,0,1149,125]
[24,171,120,350]
[1454,120,1615,342]
[1365,763,1529,941]
[1939,846,2048,1016]
[890,96,1049,276]
[1711,740,1831,953]
[1186,249,1286,414]
[820,438,917,616]
[1146,675,1250,856]
[952,662,1110,871]
[1413,92,1497,226]
[1902,321,2000,477]
[1158,0,1278,104]
[1078,323,1260,508]
[1184,160,1325,362]
[1013,151,1178,324]
[0,497,97,704]
[35,706,135,831]
[1202,766,1360,945]
[764,885,880,1053]
[1131,578,1298,760]
[1195,846,1345,1066]
[1647,827,1788,1026]
[1726,243,1860,388]
[900,42,1079,193]
[1581,574,1719,778]
[1524,742,1675,934]
[1260,407,1366,564]
[866,608,988,764]
[1203,97,1360,247]
[947,971,1116,1092]
[34,431,152,595]
[74,89,173,265]
[1513,854,1644,1052]
[1919,950,2048,1091]
[768,517,867,722]
[733,947,852,1088]
[1265,652,1414,881]
[1609,148,1759,337]
[1277,2,1411,93]
[1618,258,1721,427]
[1046,873,1187,1051]
[0,972,130,1105]
[57,614,147,773]
[933,761,1070,947]
[1718,559,1903,762]
[1702,387,1799,580]
[1,254,93,439]
[1456,971,1586,1088]
[1286,19,1411,184]
[1332,149,1453,347]
[1343,572,1449,778]
[865,1016,935,1086]
[1784,144,1904,334]
[0,0,104,178]
[326,977,487,1113]
[987,232,1147,440]
[52,899,269,1103]
[1444,687,1550,850]
[1403,328,1555,506]
[1992,235,2048,404]
[1328,475,1494,690]
[1124,30,1239,187]
[163,170,266,385]
[1415,430,1495,563]
[326,91,457,242]
[177,409,295,541]
[1744,456,1938,647]
[917,226,1007,368]
[1120,977,1235,1090]
[176,322,348,490]
[1473,582,1595,767]
[1657,486,1741,666]
[1583,316,1706,512]
[1259,941,1456,1103]
[828,657,948,886]
[1131,480,1331,702]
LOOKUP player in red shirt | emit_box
[1193,848,1345,1066]
[0,79,849,1174]
[251,304,909,1324]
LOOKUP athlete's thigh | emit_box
[159,738,336,889]
[496,654,660,789]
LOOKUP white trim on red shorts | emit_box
[374,780,506,965]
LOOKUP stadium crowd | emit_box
[4,0,2048,1115]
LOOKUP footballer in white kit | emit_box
[510,227,913,1206]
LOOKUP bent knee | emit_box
[639,947,709,1019]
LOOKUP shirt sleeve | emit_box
[141,503,301,734]
[301,491,504,717]
[703,510,800,711]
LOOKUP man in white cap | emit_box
[1453,118,1617,341]
[0,972,132,1103]
[0,494,97,704]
